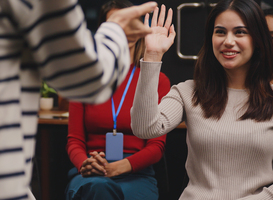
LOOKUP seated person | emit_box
[64,1,171,199]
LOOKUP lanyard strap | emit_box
[111,66,136,134]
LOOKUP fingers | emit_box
[81,166,105,177]
[151,5,172,29]
[157,5,166,27]
[81,157,92,167]
[144,13,150,27]
[130,20,152,38]
[164,8,173,30]
[89,151,104,158]
[151,7,159,27]
[106,2,157,37]
[99,152,105,157]
[80,152,108,177]
[89,151,107,166]
[80,161,106,177]
[128,1,158,20]
[107,1,157,24]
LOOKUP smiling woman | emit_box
[212,10,254,88]
[130,0,273,199]
[193,0,273,121]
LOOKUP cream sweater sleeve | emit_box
[131,59,183,139]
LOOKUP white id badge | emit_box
[105,132,123,161]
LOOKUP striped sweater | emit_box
[0,0,130,199]
[131,60,273,200]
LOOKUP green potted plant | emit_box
[40,81,57,110]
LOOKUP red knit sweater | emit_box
[66,64,170,172]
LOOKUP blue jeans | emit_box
[65,154,158,200]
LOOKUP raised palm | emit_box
[144,5,176,62]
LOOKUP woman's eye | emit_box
[215,29,225,34]
[235,29,247,35]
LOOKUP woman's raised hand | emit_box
[144,4,176,62]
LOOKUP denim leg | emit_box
[113,166,158,200]
[65,174,124,200]
[116,175,158,200]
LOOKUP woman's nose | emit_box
[223,33,235,47]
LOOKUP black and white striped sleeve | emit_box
[13,0,130,104]
[0,0,130,199]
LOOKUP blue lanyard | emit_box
[111,66,136,135]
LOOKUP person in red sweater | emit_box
[65,1,171,200]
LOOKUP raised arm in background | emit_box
[131,4,176,139]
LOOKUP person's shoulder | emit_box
[168,80,194,95]
[167,80,194,101]
[171,80,195,96]
[176,80,194,89]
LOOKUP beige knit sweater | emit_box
[131,60,273,200]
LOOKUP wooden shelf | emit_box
[38,109,68,125]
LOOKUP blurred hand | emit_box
[80,151,108,177]
[144,5,176,62]
[107,1,158,40]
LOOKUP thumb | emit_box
[99,152,105,157]
[107,2,157,28]
[169,24,176,41]
[126,2,157,20]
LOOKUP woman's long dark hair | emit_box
[98,0,145,67]
[193,0,273,121]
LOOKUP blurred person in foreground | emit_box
[0,0,157,199]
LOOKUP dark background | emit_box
[32,0,273,200]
